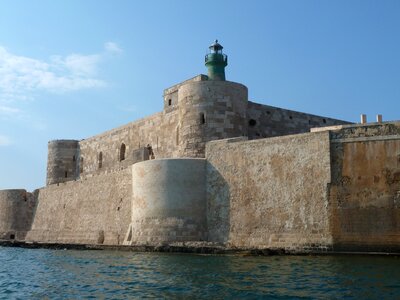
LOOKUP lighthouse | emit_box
[205,40,228,81]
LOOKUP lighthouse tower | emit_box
[174,40,248,157]
[205,40,228,81]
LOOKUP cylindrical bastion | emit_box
[128,158,207,245]
[46,139,79,185]
[177,80,248,157]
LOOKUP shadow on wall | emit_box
[206,161,231,244]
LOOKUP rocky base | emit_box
[1,240,399,256]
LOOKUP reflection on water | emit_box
[0,247,399,299]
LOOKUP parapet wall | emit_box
[26,168,132,245]
[0,189,37,240]
[247,101,350,139]
[206,132,333,251]
[125,158,207,245]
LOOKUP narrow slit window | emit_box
[168,99,172,106]
[64,171,68,178]
[120,143,126,161]
[200,113,206,124]
[98,152,103,169]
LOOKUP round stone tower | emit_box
[205,40,228,81]
[176,41,248,157]
[126,158,207,245]
[46,140,79,185]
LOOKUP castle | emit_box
[1,41,399,253]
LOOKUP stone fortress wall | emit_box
[2,97,399,252]
[1,41,399,253]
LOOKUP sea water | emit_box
[0,246,399,299]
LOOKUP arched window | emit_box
[120,143,126,161]
[98,152,103,169]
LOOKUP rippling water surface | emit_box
[0,247,399,299]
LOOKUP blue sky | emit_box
[0,0,399,191]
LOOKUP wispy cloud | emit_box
[0,135,11,146]
[0,105,21,115]
[0,42,122,102]
[104,42,123,55]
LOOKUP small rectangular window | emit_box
[200,113,206,124]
